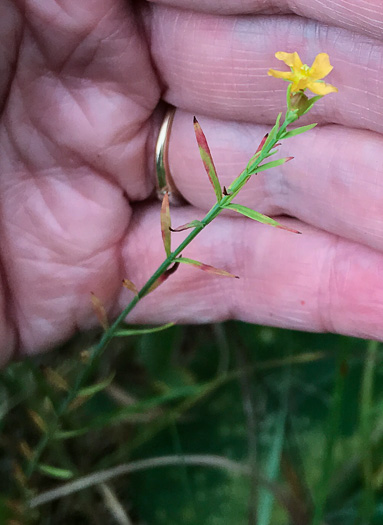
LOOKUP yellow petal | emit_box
[268,69,295,81]
[306,80,338,95]
[290,78,310,92]
[275,51,303,70]
[310,53,333,80]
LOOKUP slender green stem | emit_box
[26,111,299,478]
[96,112,298,356]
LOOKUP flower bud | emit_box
[289,91,311,116]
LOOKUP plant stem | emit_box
[96,113,297,355]
[26,111,298,478]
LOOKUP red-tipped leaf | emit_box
[281,123,318,139]
[255,156,294,173]
[193,117,222,201]
[177,257,239,278]
[255,133,269,155]
[161,192,171,256]
[122,278,138,295]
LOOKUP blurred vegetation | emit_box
[1,322,383,524]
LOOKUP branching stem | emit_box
[26,110,299,478]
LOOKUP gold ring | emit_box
[155,105,184,206]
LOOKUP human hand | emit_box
[1,0,383,364]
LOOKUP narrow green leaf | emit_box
[255,156,293,173]
[264,147,280,159]
[358,340,379,522]
[115,322,175,337]
[258,368,289,525]
[247,147,279,173]
[312,348,349,525]
[54,428,88,440]
[301,95,322,115]
[160,192,171,256]
[38,464,74,480]
[281,123,317,139]
[263,112,282,150]
[193,117,222,201]
[170,220,204,232]
[77,372,115,398]
[177,256,239,278]
[224,203,301,233]
[247,114,282,173]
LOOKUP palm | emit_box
[0,1,159,360]
[1,0,383,363]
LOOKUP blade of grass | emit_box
[235,340,258,525]
[170,423,197,521]
[257,366,290,525]
[312,348,349,525]
[212,323,231,377]
[358,339,379,524]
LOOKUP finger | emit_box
[165,110,383,253]
[148,0,383,40]
[120,204,383,342]
[7,0,160,200]
[7,201,383,363]
[148,6,383,133]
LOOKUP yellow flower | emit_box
[268,52,338,95]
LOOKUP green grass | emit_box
[1,322,383,524]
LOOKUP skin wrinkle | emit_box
[35,175,128,258]
[22,1,148,97]
[51,7,132,79]
[3,77,80,173]
[0,2,24,115]
[14,246,122,352]
[19,39,154,196]
[316,234,338,334]
[23,0,106,44]
[13,71,153,198]
[149,0,383,39]
[307,0,383,38]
